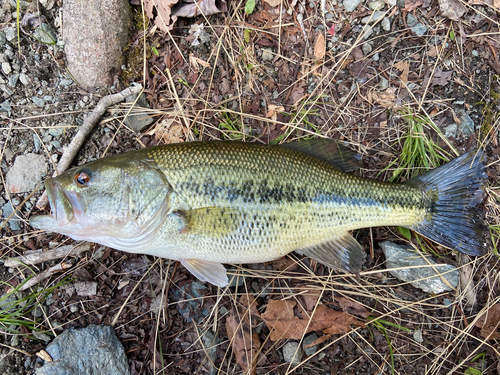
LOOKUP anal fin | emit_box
[180,259,228,287]
[295,232,366,273]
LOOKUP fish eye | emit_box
[74,171,91,186]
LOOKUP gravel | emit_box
[5,153,48,194]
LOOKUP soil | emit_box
[1,0,500,374]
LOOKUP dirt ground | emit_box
[1,0,500,374]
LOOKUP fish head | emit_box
[30,155,172,246]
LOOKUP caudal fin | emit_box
[406,149,490,256]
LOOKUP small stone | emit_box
[74,281,97,297]
[456,110,475,136]
[59,78,73,87]
[123,93,155,132]
[283,341,302,364]
[379,77,389,90]
[0,31,6,45]
[380,241,459,294]
[50,140,61,150]
[1,62,12,75]
[10,334,20,347]
[302,333,319,356]
[407,13,418,27]
[33,332,52,342]
[43,95,53,102]
[70,305,79,313]
[413,329,423,343]
[385,0,397,5]
[0,100,12,112]
[32,97,45,107]
[411,23,428,36]
[381,17,391,31]
[5,27,17,42]
[2,202,20,230]
[49,124,65,137]
[372,52,380,61]
[444,123,458,139]
[368,0,385,10]
[362,42,373,55]
[6,154,48,194]
[33,134,42,153]
[262,47,274,62]
[362,10,385,24]
[343,0,362,12]
[472,50,479,57]
[19,73,30,85]
[8,73,19,87]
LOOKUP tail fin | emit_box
[406,149,490,256]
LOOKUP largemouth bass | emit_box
[30,140,490,287]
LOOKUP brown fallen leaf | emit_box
[475,304,500,340]
[314,33,326,60]
[422,67,453,88]
[438,0,466,20]
[368,87,398,109]
[336,297,371,319]
[266,104,285,122]
[226,295,265,374]
[263,0,282,6]
[426,45,440,57]
[394,60,409,84]
[261,299,365,342]
[172,0,228,18]
[147,118,186,143]
[404,0,423,11]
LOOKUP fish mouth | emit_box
[30,179,84,231]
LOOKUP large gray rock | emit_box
[36,325,129,375]
[380,241,459,294]
[6,153,48,194]
[63,0,132,90]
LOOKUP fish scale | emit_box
[30,140,490,287]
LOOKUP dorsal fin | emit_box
[278,139,362,172]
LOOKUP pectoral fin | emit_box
[296,232,366,273]
[175,207,242,237]
[180,259,229,287]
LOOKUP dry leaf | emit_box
[369,87,398,109]
[147,118,186,143]
[394,60,409,84]
[261,299,365,342]
[404,0,423,11]
[143,0,177,33]
[336,297,371,319]
[422,67,453,87]
[226,295,264,374]
[438,0,466,20]
[266,104,285,122]
[314,33,326,60]
[189,53,211,70]
[426,45,440,57]
[172,0,227,17]
[263,0,282,6]
[475,304,500,339]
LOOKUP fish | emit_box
[30,139,490,287]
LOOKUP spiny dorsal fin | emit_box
[278,139,362,172]
[180,259,228,287]
[295,232,366,273]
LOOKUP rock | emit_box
[302,333,319,356]
[74,281,97,296]
[407,13,418,27]
[361,10,385,24]
[35,325,129,375]
[8,73,19,87]
[6,154,48,194]
[124,93,155,132]
[343,0,362,12]
[444,123,458,139]
[379,77,389,90]
[49,123,65,137]
[362,42,373,55]
[5,27,17,42]
[380,241,459,294]
[385,0,397,5]
[262,47,274,62]
[32,97,45,106]
[63,0,132,89]
[411,23,428,36]
[413,328,423,343]
[19,73,30,85]
[2,202,21,231]
[1,62,11,75]
[456,109,475,136]
[283,341,302,364]
[59,78,73,87]
[0,31,6,45]
[368,0,385,10]
[171,281,210,322]
[381,17,391,31]
[201,330,218,375]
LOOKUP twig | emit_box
[4,243,90,268]
[36,84,144,209]
[20,262,72,291]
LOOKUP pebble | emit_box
[379,77,389,90]
[362,10,385,24]
[381,17,391,31]
[5,27,17,42]
[444,123,458,139]
[343,0,362,12]
[283,341,302,364]
[33,134,42,152]
[6,153,48,193]
[385,0,397,5]
[380,241,459,294]
[49,124,65,136]
[407,14,418,27]
[2,202,21,231]
[362,42,373,55]
[70,305,80,313]
[368,0,385,10]
[262,47,274,62]
[10,334,20,347]
[1,62,12,75]
[32,97,45,106]
[472,50,479,57]
[372,53,380,61]
[456,109,475,135]
[59,78,73,87]
[0,100,12,112]
[413,329,423,343]
[411,23,428,36]
[8,74,19,87]
[0,31,6,45]
[302,333,319,356]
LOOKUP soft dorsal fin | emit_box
[180,259,228,287]
[295,232,366,273]
[278,139,362,172]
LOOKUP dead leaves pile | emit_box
[225,289,368,373]
[475,303,500,340]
